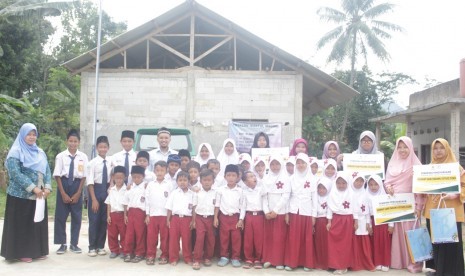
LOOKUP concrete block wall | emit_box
[409,79,460,108]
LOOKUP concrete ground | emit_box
[0,219,417,276]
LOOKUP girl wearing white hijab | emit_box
[326,171,355,275]
[262,155,290,270]
[284,153,317,271]
[252,156,266,187]
[216,138,239,177]
[314,177,332,270]
[194,143,215,166]
[367,174,392,272]
[353,130,382,154]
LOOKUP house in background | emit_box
[370,59,465,166]
[63,0,357,155]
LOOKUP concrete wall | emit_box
[409,79,460,108]
[80,68,302,156]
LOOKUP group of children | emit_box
[52,129,394,274]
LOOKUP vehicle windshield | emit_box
[139,134,189,152]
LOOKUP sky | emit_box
[97,0,465,107]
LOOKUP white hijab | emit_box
[238,153,252,167]
[217,138,239,176]
[366,174,386,215]
[323,158,337,181]
[328,171,354,214]
[350,172,369,215]
[264,155,290,194]
[194,143,215,166]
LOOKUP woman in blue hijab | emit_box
[1,123,52,262]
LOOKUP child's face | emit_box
[336,177,348,191]
[245,172,257,189]
[241,161,250,171]
[180,156,190,171]
[177,176,189,191]
[270,160,281,174]
[208,163,220,177]
[433,141,446,160]
[328,144,338,158]
[295,142,307,154]
[368,179,380,193]
[96,142,109,157]
[224,142,234,155]
[24,130,37,146]
[325,165,336,178]
[120,137,134,152]
[157,133,170,149]
[310,163,318,175]
[154,165,167,180]
[200,175,214,191]
[317,184,327,197]
[168,162,180,175]
[113,172,125,187]
[360,136,374,152]
[295,159,307,173]
[136,157,148,169]
[225,172,238,186]
[67,135,80,152]
[397,140,410,160]
[188,167,199,183]
[132,173,144,185]
[254,161,265,176]
[353,177,365,189]
[257,136,267,148]
[200,145,210,160]
[286,163,294,175]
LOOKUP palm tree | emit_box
[316,0,403,139]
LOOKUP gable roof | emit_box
[63,0,358,115]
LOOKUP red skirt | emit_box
[314,217,329,270]
[370,216,391,267]
[262,214,287,266]
[351,235,375,271]
[327,214,353,270]
[284,213,315,268]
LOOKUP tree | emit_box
[316,0,403,139]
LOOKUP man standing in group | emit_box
[149,127,178,171]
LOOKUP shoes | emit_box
[119,253,126,259]
[303,267,312,272]
[69,245,82,254]
[97,248,107,256]
[375,265,382,271]
[276,265,285,270]
[56,244,67,254]
[217,257,229,267]
[243,261,253,269]
[158,258,168,265]
[124,255,132,262]
[231,259,241,267]
[109,252,119,259]
[146,257,155,265]
[88,249,97,257]
[381,266,389,272]
[253,261,263,269]
[285,266,293,271]
[263,262,271,269]
[192,261,201,270]
[333,269,348,275]
[132,255,144,263]
[203,259,212,266]
[18,258,32,263]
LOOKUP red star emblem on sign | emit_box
[304,181,310,188]
[360,204,365,212]
[342,201,350,209]
[276,181,284,189]
[352,172,358,178]
[321,202,327,209]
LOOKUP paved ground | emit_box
[0,219,419,276]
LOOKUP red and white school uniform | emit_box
[215,184,243,261]
[240,184,265,264]
[314,177,332,270]
[350,173,375,271]
[327,172,355,270]
[262,156,290,267]
[105,184,127,255]
[285,153,317,269]
[165,170,180,190]
[123,181,147,257]
[127,169,155,187]
[145,179,172,260]
[165,188,195,263]
[193,187,217,263]
[367,175,392,268]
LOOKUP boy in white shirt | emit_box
[165,154,181,190]
[111,130,136,182]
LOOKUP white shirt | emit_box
[87,155,113,185]
[128,170,155,187]
[212,177,226,190]
[145,179,172,216]
[105,185,127,212]
[149,147,178,171]
[53,149,88,179]
[316,196,329,218]
[193,188,216,216]
[165,188,195,216]
[288,176,318,216]
[240,186,265,220]
[123,181,147,211]
[165,170,180,190]
[111,149,136,171]
[215,185,243,215]
[263,177,291,215]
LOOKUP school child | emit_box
[53,129,88,254]
[238,153,252,172]
[207,159,224,190]
[314,177,332,270]
[127,151,155,186]
[145,161,172,265]
[111,130,136,181]
[240,171,265,269]
[186,160,201,191]
[122,165,147,263]
[262,156,290,270]
[322,141,341,161]
[326,171,356,275]
[284,153,317,271]
[105,166,127,258]
[236,165,246,188]
[192,169,217,270]
[285,156,296,176]
[309,157,319,176]
[367,174,392,272]
[214,164,243,268]
[322,158,337,181]
[87,135,112,257]
[252,156,266,186]
[194,143,215,166]
[178,149,191,172]
[216,138,239,177]
[166,154,181,189]
[350,173,375,271]
[289,138,308,156]
[165,171,195,265]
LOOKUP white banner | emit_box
[371,193,416,225]
[343,153,385,180]
[413,163,461,194]
[229,121,282,153]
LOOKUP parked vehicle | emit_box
[134,128,195,157]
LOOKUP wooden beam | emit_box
[146,39,149,69]
[189,14,195,66]
[149,37,191,63]
[123,50,127,69]
[270,58,275,71]
[259,51,262,71]
[154,34,230,38]
[234,36,237,70]
[193,36,232,64]
[213,56,232,69]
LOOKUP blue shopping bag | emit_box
[405,218,433,263]
[430,197,459,244]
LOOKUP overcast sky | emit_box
[99,0,465,107]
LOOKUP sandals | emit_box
[204,259,212,266]
[124,255,132,262]
[253,261,263,269]
[131,255,144,263]
[146,257,155,265]
[192,262,201,270]
[158,258,168,265]
[243,261,253,269]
